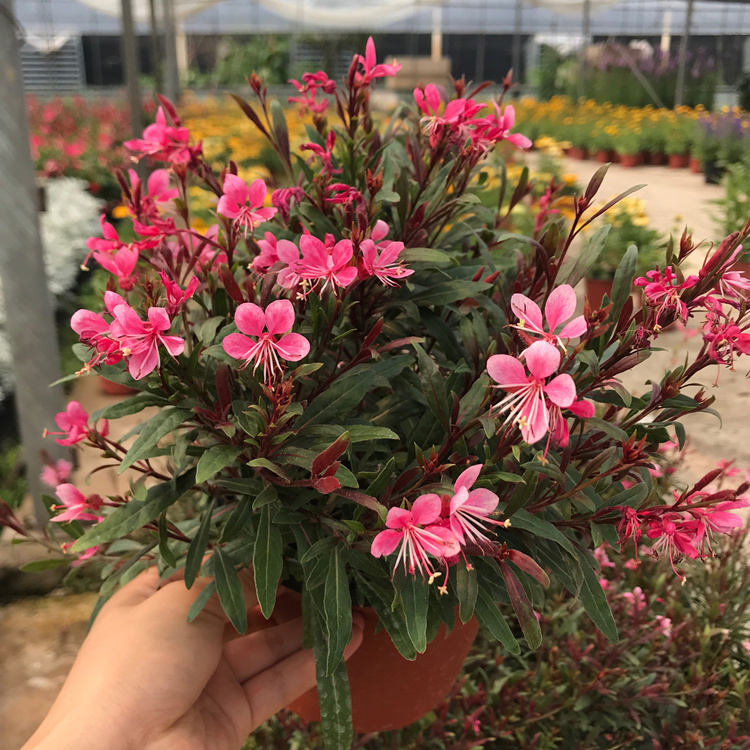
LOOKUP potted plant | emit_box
[665,118,693,168]
[642,116,668,165]
[8,40,750,750]
[614,128,644,168]
[692,114,719,176]
[584,197,665,308]
[590,124,614,163]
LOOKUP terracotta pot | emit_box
[668,153,688,169]
[594,149,612,163]
[568,146,588,160]
[689,156,702,174]
[618,153,642,168]
[289,607,479,732]
[648,152,666,166]
[611,151,621,163]
[99,377,138,396]
[585,277,614,309]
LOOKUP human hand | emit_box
[22,567,364,750]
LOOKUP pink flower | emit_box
[301,131,341,175]
[413,86,483,148]
[217,175,277,234]
[487,340,576,444]
[50,484,103,524]
[275,240,306,289]
[45,401,102,446]
[634,266,699,326]
[288,71,336,115]
[252,232,281,273]
[646,515,701,580]
[62,521,103,566]
[40,459,72,488]
[297,235,358,290]
[510,285,587,348]
[109,304,185,380]
[158,271,199,315]
[70,292,128,371]
[271,187,306,223]
[549,398,594,447]
[370,494,460,578]
[124,106,200,164]
[478,102,532,149]
[325,184,365,206]
[94,245,140,290]
[622,586,647,613]
[83,215,123,269]
[222,300,310,381]
[359,239,414,287]
[444,465,500,545]
[689,499,747,552]
[355,37,401,85]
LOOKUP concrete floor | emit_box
[0,157,747,750]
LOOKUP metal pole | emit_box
[148,0,162,94]
[163,0,180,103]
[675,0,695,107]
[120,0,144,138]
[578,0,591,99]
[431,7,443,62]
[0,0,66,526]
[512,0,523,86]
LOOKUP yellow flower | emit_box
[111,205,130,219]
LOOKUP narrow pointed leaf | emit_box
[253,502,283,618]
[185,498,215,588]
[119,408,190,472]
[196,445,245,484]
[213,548,247,633]
[400,573,429,653]
[323,547,352,675]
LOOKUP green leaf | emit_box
[99,393,167,420]
[185,498,215,589]
[213,549,247,633]
[187,580,217,622]
[406,280,490,307]
[353,571,417,660]
[72,470,196,552]
[323,547,352,675]
[561,224,611,288]
[253,503,283,619]
[310,598,353,750]
[252,484,278,510]
[413,342,450,427]
[19,557,69,572]
[298,370,378,428]
[501,562,542,650]
[399,247,453,264]
[119,408,190,472]
[474,587,520,654]
[400,573,430,653]
[220,499,254,543]
[455,564,478,624]
[511,509,576,555]
[502,470,537,519]
[576,549,619,642]
[365,457,396,499]
[600,482,649,510]
[157,510,177,568]
[196,445,245,484]
[457,376,490,427]
[610,244,637,323]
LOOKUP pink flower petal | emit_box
[216,195,238,220]
[544,373,576,407]
[463,488,500,515]
[385,507,413,530]
[419,525,460,557]
[160,335,185,358]
[521,391,549,444]
[264,299,295,336]
[128,341,159,379]
[222,333,256,361]
[247,178,268,208]
[570,399,595,418]
[234,303,266,337]
[147,306,171,332]
[411,494,441,525]
[510,294,544,331]
[454,464,481,494]
[449,486,470,514]
[71,310,108,336]
[559,316,587,339]
[544,285,577,331]
[371,529,404,558]
[524,340,561,380]
[274,333,310,361]
[276,239,300,263]
[334,266,358,286]
[332,239,354,267]
[487,354,528,388]
[56,483,85,507]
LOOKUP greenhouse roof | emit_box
[14,0,750,37]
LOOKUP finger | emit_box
[104,566,160,610]
[239,612,365,734]
[225,616,306,682]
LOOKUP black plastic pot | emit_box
[704,161,725,185]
